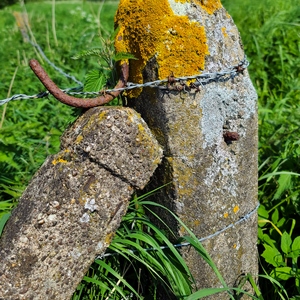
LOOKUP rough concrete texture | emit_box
[115,0,258,297]
[0,107,163,300]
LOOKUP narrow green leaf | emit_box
[0,153,20,169]
[110,26,120,41]
[140,200,230,292]
[186,287,230,299]
[259,274,289,298]
[247,273,263,299]
[113,52,138,61]
[0,200,14,210]
[72,48,103,60]
[94,260,140,297]
[259,171,300,181]
[0,212,11,236]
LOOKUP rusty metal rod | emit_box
[29,59,129,108]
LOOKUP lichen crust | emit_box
[114,0,221,97]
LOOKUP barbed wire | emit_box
[96,202,259,260]
[0,87,82,106]
[0,57,249,106]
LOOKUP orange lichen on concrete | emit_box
[233,205,239,214]
[221,27,228,37]
[52,157,68,165]
[105,232,115,244]
[193,219,201,226]
[114,0,209,97]
[174,0,222,14]
[75,135,83,144]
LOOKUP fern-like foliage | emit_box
[71,48,105,60]
[113,52,138,62]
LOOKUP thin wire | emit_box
[19,8,83,86]
[96,202,260,260]
[27,37,83,86]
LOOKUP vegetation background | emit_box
[0,0,299,299]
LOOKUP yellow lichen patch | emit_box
[179,225,186,235]
[52,157,68,165]
[196,0,222,14]
[174,0,222,14]
[75,135,83,144]
[175,163,195,198]
[98,110,107,121]
[233,205,239,214]
[193,219,201,226]
[115,0,209,97]
[137,123,145,134]
[223,212,229,218]
[233,243,237,249]
[105,232,115,244]
[221,27,228,37]
[78,196,86,206]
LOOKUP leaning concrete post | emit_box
[0,107,162,299]
[115,0,258,295]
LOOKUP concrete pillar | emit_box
[115,0,258,296]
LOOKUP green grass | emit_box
[72,192,260,300]
[0,0,118,210]
[0,0,300,299]
[222,0,300,298]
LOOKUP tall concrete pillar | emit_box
[115,0,258,296]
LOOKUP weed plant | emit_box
[0,0,299,299]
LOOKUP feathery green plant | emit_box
[72,27,137,105]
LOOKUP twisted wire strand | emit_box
[0,57,249,106]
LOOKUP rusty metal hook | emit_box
[29,59,129,108]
